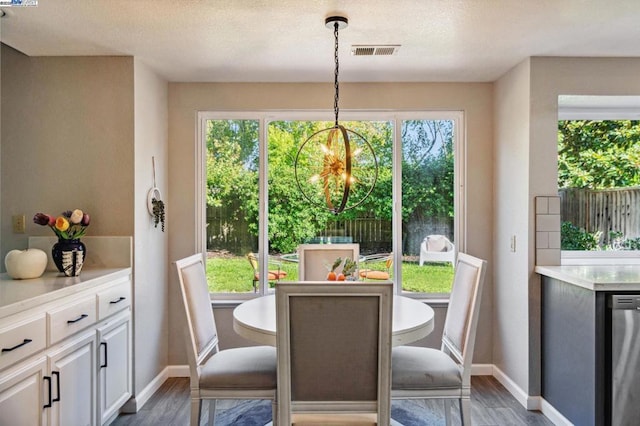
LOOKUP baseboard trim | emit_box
[490,365,572,424]
[470,363,493,376]
[491,365,533,410]
[168,364,189,377]
[540,397,573,426]
[122,367,171,413]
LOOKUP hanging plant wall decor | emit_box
[147,156,165,232]
[151,197,165,231]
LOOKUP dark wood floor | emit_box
[113,375,554,426]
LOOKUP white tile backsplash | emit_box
[536,232,549,249]
[536,214,561,232]
[535,196,561,265]
[537,248,561,266]
[548,231,561,249]
[536,197,549,214]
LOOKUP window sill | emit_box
[561,250,640,265]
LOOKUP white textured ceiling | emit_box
[2,0,640,83]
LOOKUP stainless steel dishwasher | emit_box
[610,294,640,426]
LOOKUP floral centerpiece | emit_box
[33,209,90,239]
[33,209,90,276]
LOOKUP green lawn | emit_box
[206,255,454,294]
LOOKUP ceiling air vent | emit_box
[351,45,400,56]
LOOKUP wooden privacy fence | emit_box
[207,201,256,255]
[559,187,640,245]
[207,204,452,256]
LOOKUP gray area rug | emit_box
[217,400,445,425]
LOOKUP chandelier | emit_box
[294,16,378,215]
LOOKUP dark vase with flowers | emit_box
[52,238,86,277]
[33,209,91,277]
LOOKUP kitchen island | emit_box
[536,264,640,426]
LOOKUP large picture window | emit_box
[198,112,464,299]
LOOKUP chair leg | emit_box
[190,398,202,426]
[460,397,471,426]
[208,399,216,426]
[444,399,452,426]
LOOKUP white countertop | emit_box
[535,264,640,291]
[0,268,132,319]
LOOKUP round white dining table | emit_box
[233,294,435,347]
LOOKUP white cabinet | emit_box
[0,269,132,426]
[0,355,48,426]
[47,329,97,426]
[97,310,131,425]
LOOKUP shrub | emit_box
[561,221,600,250]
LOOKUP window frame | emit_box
[197,110,466,300]
[557,95,640,261]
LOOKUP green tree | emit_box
[401,120,454,221]
[206,118,455,254]
[206,120,259,230]
[558,120,640,189]
[267,121,333,253]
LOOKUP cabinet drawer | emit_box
[0,315,46,370]
[97,279,131,320]
[48,297,97,345]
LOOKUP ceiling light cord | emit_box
[333,21,340,127]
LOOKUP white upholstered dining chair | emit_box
[175,254,277,426]
[391,252,487,425]
[297,243,359,281]
[276,281,393,426]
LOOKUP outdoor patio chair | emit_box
[419,234,456,267]
[391,252,487,425]
[359,253,393,280]
[175,254,278,426]
[247,252,287,292]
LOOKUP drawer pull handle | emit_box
[43,376,52,408]
[110,296,126,304]
[67,313,88,324]
[1,338,32,353]
[100,342,108,368]
[52,371,60,403]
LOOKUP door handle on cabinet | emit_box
[43,376,52,408]
[52,371,60,403]
[67,313,88,324]
[1,338,32,353]
[100,342,108,368]
[110,296,126,304]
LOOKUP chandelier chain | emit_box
[333,21,340,127]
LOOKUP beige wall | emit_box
[4,46,639,409]
[1,46,135,257]
[0,47,171,405]
[493,56,640,403]
[167,82,494,364]
[132,58,169,400]
[493,59,534,397]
